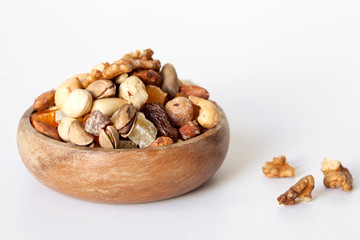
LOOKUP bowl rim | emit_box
[21,105,227,153]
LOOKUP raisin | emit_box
[143,103,178,142]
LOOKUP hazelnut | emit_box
[62,89,93,118]
[165,97,193,127]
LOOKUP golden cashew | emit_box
[188,96,219,128]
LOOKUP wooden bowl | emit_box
[17,106,230,203]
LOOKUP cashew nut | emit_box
[188,96,219,129]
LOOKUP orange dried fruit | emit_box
[146,85,167,105]
[81,113,91,126]
[30,109,58,128]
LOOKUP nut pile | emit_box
[30,49,220,149]
[262,156,353,205]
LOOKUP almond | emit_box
[133,69,162,86]
[32,119,62,141]
[33,89,56,111]
[180,85,209,100]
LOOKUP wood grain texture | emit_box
[17,106,230,203]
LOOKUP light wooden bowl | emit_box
[17,106,230,203]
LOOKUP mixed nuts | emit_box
[30,48,220,149]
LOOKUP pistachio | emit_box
[62,89,93,118]
[114,73,128,84]
[160,63,180,98]
[119,76,148,109]
[110,109,120,124]
[57,116,76,142]
[114,104,137,133]
[91,98,127,117]
[55,77,83,109]
[120,115,137,138]
[85,79,116,99]
[99,125,119,149]
[68,120,94,146]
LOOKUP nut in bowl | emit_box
[17,49,230,203]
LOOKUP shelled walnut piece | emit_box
[321,158,353,191]
[82,48,161,88]
[277,175,315,205]
[262,156,296,178]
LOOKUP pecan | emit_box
[32,119,62,141]
[179,121,201,140]
[277,175,315,205]
[180,85,209,100]
[133,69,162,86]
[143,103,178,141]
[149,136,174,147]
[33,89,56,111]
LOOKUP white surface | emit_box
[1,0,360,239]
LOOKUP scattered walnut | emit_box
[262,155,296,178]
[82,48,160,88]
[277,175,315,205]
[321,158,353,191]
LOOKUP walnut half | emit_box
[277,175,315,205]
[262,155,296,178]
[321,158,353,191]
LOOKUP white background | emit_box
[1,0,360,239]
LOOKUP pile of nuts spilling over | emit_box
[262,156,353,205]
[30,49,220,149]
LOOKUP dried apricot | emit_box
[30,109,58,128]
[146,85,167,105]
